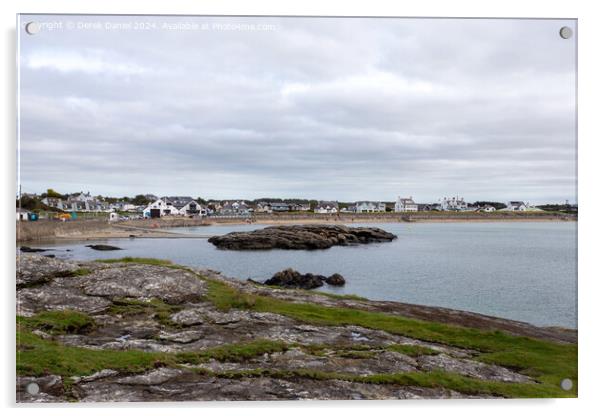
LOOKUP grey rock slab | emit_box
[18,286,112,316]
[81,264,206,304]
[16,254,79,287]
[170,308,205,326]
[158,330,205,343]
[117,367,185,385]
[72,369,119,384]
[417,354,532,383]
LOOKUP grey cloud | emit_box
[18,15,576,203]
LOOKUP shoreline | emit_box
[17,214,577,242]
[15,249,576,332]
[18,253,577,342]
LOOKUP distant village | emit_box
[15,189,577,221]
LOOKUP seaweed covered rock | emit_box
[263,269,346,289]
[208,225,397,250]
[264,268,324,289]
[325,273,346,286]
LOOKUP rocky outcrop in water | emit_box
[263,268,346,289]
[20,246,49,253]
[325,273,346,286]
[85,245,122,251]
[208,225,397,250]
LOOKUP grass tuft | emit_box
[18,310,96,335]
[386,344,441,357]
[95,257,174,266]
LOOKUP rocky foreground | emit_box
[16,255,577,402]
[208,225,397,250]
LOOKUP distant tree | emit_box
[537,204,577,213]
[132,194,151,205]
[196,197,207,205]
[17,195,42,211]
[45,188,63,198]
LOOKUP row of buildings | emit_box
[20,191,541,220]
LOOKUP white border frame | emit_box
[3,1,600,415]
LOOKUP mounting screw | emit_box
[560,378,573,391]
[559,26,573,40]
[25,22,41,35]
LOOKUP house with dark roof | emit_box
[41,197,66,211]
[219,201,250,216]
[165,196,206,216]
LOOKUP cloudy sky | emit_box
[18,16,576,204]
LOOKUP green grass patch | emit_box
[175,339,288,364]
[17,329,286,378]
[18,310,96,335]
[315,291,368,301]
[95,257,174,267]
[386,344,441,357]
[205,279,258,311]
[53,268,92,278]
[17,329,167,377]
[16,326,574,399]
[211,368,571,398]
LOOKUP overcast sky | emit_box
[18,16,576,204]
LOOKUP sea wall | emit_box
[17,219,111,242]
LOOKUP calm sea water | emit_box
[23,222,577,328]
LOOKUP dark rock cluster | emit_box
[208,225,397,250]
[263,268,347,290]
[85,245,122,251]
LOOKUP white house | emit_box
[143,197,206,217]
[177,199,207,216]
[505,201,527,211]
[354,201,386,213]
[314,201,339,214]
[110,202,138,212]
[290,203,311,212]
[143,198,177,218]
[70,191,95,203]
[440,196,468,211]
[394,196,418,212]
[255,202,273,213]
[166,196,206,216]
[16,208,30,221]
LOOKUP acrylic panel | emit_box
[16,15,577,402]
